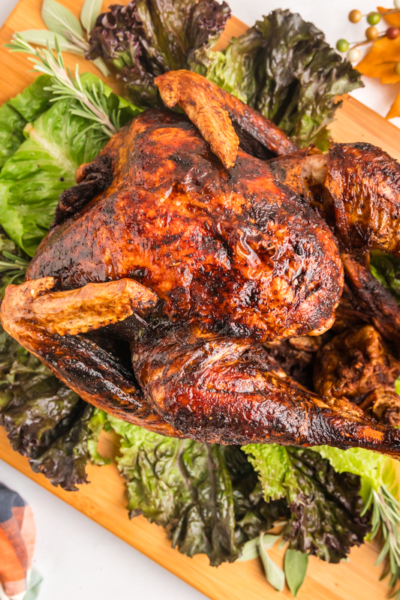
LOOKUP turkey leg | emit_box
[133,322,400,456]
[0,277,178,436]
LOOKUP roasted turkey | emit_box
[2,70,400,455]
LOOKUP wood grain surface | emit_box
[0,2,399,599]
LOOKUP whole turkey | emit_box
[3,70,400,455]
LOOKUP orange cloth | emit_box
[0,483,36,598]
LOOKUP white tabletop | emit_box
[0,1,399,600]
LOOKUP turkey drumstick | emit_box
[0,277,178,436]
[3,279,400,454]
[134,321,400,454]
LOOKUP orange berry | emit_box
[366,26,379,41]
[349,9,362,23]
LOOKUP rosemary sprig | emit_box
[0,250,29,270]
[0,250,29,290]
[6,35,118,138]
[370,485,400,599]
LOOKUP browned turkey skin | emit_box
[314,324,400,427]
[2,70,400,455]
[270,142,400,258]
[314,325,400,403]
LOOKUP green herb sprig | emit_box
[370,485,400,599]
[0,251,29,277]
[0,250,29,297]
[6,36,118,138]
[0,233,30,299]
[14,0,108,76]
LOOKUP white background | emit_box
[1,1,400,600]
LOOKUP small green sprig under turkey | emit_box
[369,485,400,599]
[6,36,118,139]
[0,251,29,281]
[0,232,29,297]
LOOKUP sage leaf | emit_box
[92,57,110,78]
[284,549,309,597]
[42,0,85,43]
[80,0,102,34]
[15,32,108,77]
[237,538,259,562]
[262,534,281,550]
[258,533,285,593]
[238,534,282,562]
[16,30,83,55]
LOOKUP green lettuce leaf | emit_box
[311,446,387,493]
[312,445,399,504]
[191,9,363,149]
[0,105,27,171]
[370,251,400,305]
[0,75,53,171]
[86,408,111,466]
[190,29,262,105]
[104,415,283,565]
[0,103,86,256]
[242,444,298,502]
[223,445,288,547]
[107,415,241,565]
[243,444,371,562]
[8,75,53,122]
[0,73,140,256]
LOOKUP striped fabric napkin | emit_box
[0,483,41,600]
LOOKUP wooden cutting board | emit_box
[0,2,400,599]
